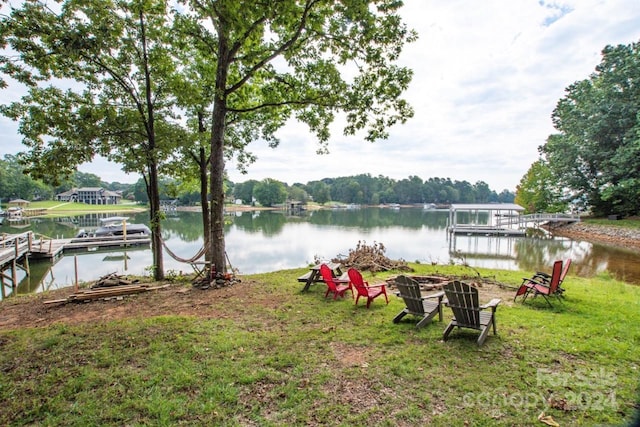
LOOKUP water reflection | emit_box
[2,207,640,299]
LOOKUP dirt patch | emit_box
[0,276,516,332]
[0,280,259,331]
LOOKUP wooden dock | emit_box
[1,231,150,298]
[29,235,151,260]
[0,232,33,298]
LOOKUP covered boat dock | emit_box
[447,203,526,236]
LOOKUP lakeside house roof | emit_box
[77,187,104,192]
[57,189,76,197]
[449,203,524,212]
[8,198,30,206]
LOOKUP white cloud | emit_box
[2,0,640,191]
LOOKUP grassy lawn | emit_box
[584,217,640,229]
[0,264,639,426]
[24,201,147,216]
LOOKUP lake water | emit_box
[3,207,640,298]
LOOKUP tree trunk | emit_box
[208,111,226,275]
[208,36,229,276]
[197,112,211,262]
[199,146,210,262]
[139,9,163,281]
[148,161,165,280]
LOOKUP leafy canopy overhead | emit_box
[175,0,416,156]
[0,0,182,183]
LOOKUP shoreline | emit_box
[551,222,640,253]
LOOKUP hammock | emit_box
[160,236,236,274]
[161,236,207,264]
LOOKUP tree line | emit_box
[0,154,513,208]
[232,175,514,207]
[0,155,133,202]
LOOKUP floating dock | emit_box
[448,225,526,236]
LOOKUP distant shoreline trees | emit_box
[0,156,514,207]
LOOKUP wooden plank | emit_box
[69,286,149,301]
[43,284,170,305]
[77,284,147,294]
[43,298,69,305]
[297,271,312,282]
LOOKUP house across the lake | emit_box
[8,198,30,208]
[56,187,122,205]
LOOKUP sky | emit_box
[1,0,640,192]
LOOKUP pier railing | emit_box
[0,231,33,266]
[0,232,34,297]
[495,213,581,227]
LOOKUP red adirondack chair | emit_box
[514,260,563,307]
[347,268,389,308]
[320,263,352,300]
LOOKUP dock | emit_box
[448,203,526,236]
[447,204,580,236]
[448,225,526,236]
[1,231,150,297]
[29,235,151,260]
[1,232,34,298]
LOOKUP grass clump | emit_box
[0,264,639,426]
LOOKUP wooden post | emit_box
[74,255,79,291]
[0,266,6,299]
[22,253,30,277]
[11,259,17,292]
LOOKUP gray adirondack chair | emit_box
[442,280,501,346]
[392,275,445,328]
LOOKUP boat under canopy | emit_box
[76,216,151,238]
